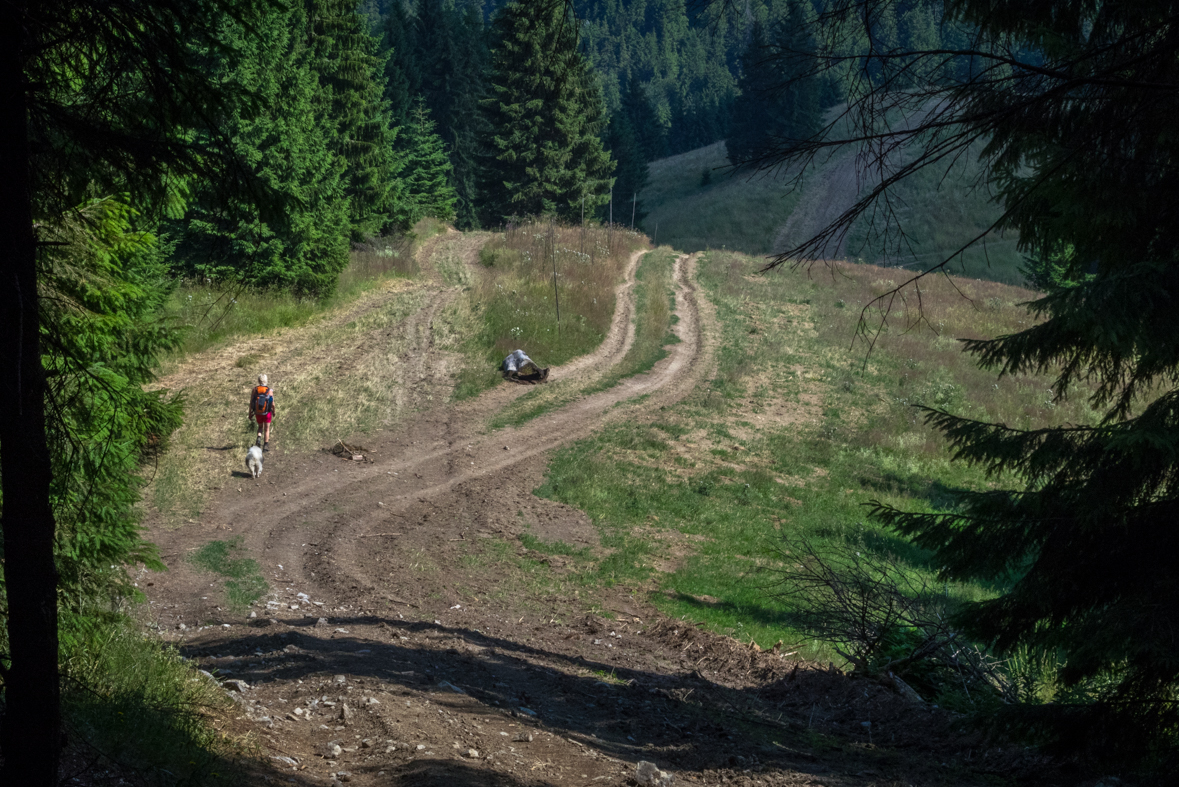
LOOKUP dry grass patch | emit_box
[145,241,468,522]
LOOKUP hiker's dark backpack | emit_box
[252,385,273,417]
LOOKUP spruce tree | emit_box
[379,0,420,129]
[399,98,458,224]
[308,0,403,237]
[416,0,490,229]
[176,0,351,296]
[620,75,666,162]
[726,2,820,167]
[3,0,277,777]
[606,110,649,227]
[481,0,615,223]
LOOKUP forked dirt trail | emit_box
[143,241,1041,787]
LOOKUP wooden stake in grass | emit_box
[550,218,561,339]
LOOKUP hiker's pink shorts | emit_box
[256,412,273,424]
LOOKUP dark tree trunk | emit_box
[0,0,63,782]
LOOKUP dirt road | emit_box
[142,240,1050,787]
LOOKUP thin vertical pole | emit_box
[609,190,614,256]
[653,221,658,247]
[631,193,636,230]
[550,218,561,338]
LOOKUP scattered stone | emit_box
[437,681,465,694]
[464,749,479,759]
[363,697,380,706]
[316,617,329,627]
[176,623,186,630]
[222,679,250,693]
[339,703,354,722]
[360,739,372,749]
[511,732,533,743]
[334,674,348,684]
[416,744,426,751]
[270,756,298,767]
[517,707,537,716]
[335,772,352,782]
[636,761,674,787]
[320,742,343,758]
[283,644,299,653]
[249,611,257,619]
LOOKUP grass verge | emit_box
[487,248,680,429]
[62,617,250,784]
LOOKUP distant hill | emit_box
[641,140,1027,286]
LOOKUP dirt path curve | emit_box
[142,244,1025,787]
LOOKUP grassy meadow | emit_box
[487,246,680,429]
[449,220,649,400]
[525,252,1095,683]
[162,222,439,358]
[642,142,802,255]
[641,140,1027,286]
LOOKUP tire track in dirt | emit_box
[153,247,700,602]
[172,248,697,598]
[195,247,651,543]
[321,253,712,600]
[143,249,1027,787]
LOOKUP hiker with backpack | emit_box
[249,374,276,451]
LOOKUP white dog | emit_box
[246,444,264,479]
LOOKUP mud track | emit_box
[143,244,1045,787]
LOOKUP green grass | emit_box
[844,143,1025,285]
[451,219,648,401]
[191,536,268,610]
[62,617,250,784]
[641,137,1026,287]
[164,228,424,359]
[533,250,1099,663]
[642,142,802,255]
[486,248,680,429]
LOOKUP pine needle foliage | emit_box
[308,0,405,237]
[481,0,615,224]
[399,98,457,224]
[174,0,351,297]
[754,0,1179,770]
[10,197,182,649]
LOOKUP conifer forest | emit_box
[2,0,1178,783]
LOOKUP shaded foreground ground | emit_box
[133,238,1070,786]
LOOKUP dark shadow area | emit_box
[179,613,997,781]
[206,444,238,451]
